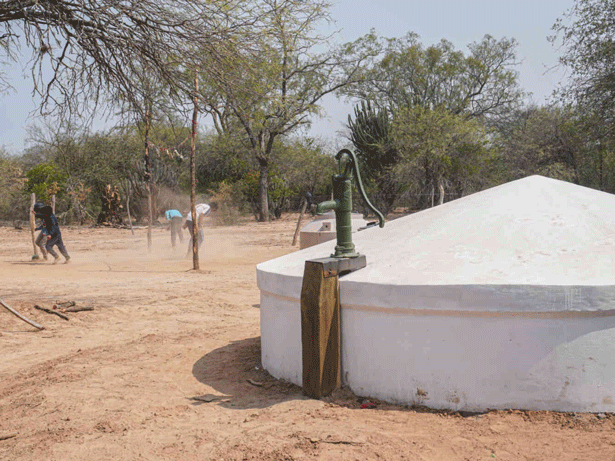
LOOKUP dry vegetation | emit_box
[1,216,615,460]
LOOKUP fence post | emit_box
[29,193,39,259]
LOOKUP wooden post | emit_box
[292,198,308,246]
[125,181,134,235]
[190,71,199,270]
[51,195,56,214]
[29,193,39,259]
[301,260,340,398]
[300,256,366,398]
[144,107,152,251]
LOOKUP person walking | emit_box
[33,202,49,261]
[34,204,70,264]
[164,209,184,248]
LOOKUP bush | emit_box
[209,181,247,225]
[24,161,67,204]
[0,155,28,223]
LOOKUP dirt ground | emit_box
[1,215,615,461]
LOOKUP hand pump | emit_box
[312,149,385,258]
[301,149,385,398]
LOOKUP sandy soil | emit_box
[1,215,615,461]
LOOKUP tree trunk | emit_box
[125,180,134,235]
[190,72,200,270]
[599,148,604,190]
[258,160,269,222]
[144,108,152,251]
[438,181,444,205]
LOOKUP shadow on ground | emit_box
[191,336,491,417]
[192,336,306,410]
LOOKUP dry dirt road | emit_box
[1,215,614,460]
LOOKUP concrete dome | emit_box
[257,176,615,412]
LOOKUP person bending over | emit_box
[164,209,184,248]
[183,203,211,257]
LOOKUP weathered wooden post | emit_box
[51,194,56,214]
[29,193,39,260]
[292,196,308,246]
[125,181,134,235]
[301,149,384,398]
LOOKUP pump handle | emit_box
[335,149,385,228]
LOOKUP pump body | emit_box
[312,149,384,258]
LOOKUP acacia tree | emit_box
[200,0,375,221]
[341,32,523,120]
[552,0,615,128]
[343,32,523,209]
[0,1,263,122]
[495,106,583,183]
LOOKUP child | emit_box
[34,204,71,264]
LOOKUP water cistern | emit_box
[259,174,615,412]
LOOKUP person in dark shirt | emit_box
[33,202,49,260]
[33,204,71,264]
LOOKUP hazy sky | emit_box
[0,0,575,154]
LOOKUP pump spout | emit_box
[315,200,339,215]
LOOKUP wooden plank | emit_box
[300,260,340,398]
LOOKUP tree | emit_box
[550,0,615,194]
[239,137,335,219]
[495,105,584,184]
[0,0,262,119]
[21,121,187,222]
[200,0,375,221]
[552,0,615,129]
[274,137,336,199]
[24,161,67,204]
[0,149,27,221]
[340,32,524,121]
[391,106,492,209]
[341,32,523,211]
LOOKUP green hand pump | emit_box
[313,149,385,258]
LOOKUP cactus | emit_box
[347,101,398,213]
[347,101,397,178]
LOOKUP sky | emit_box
[0,0,575,154]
